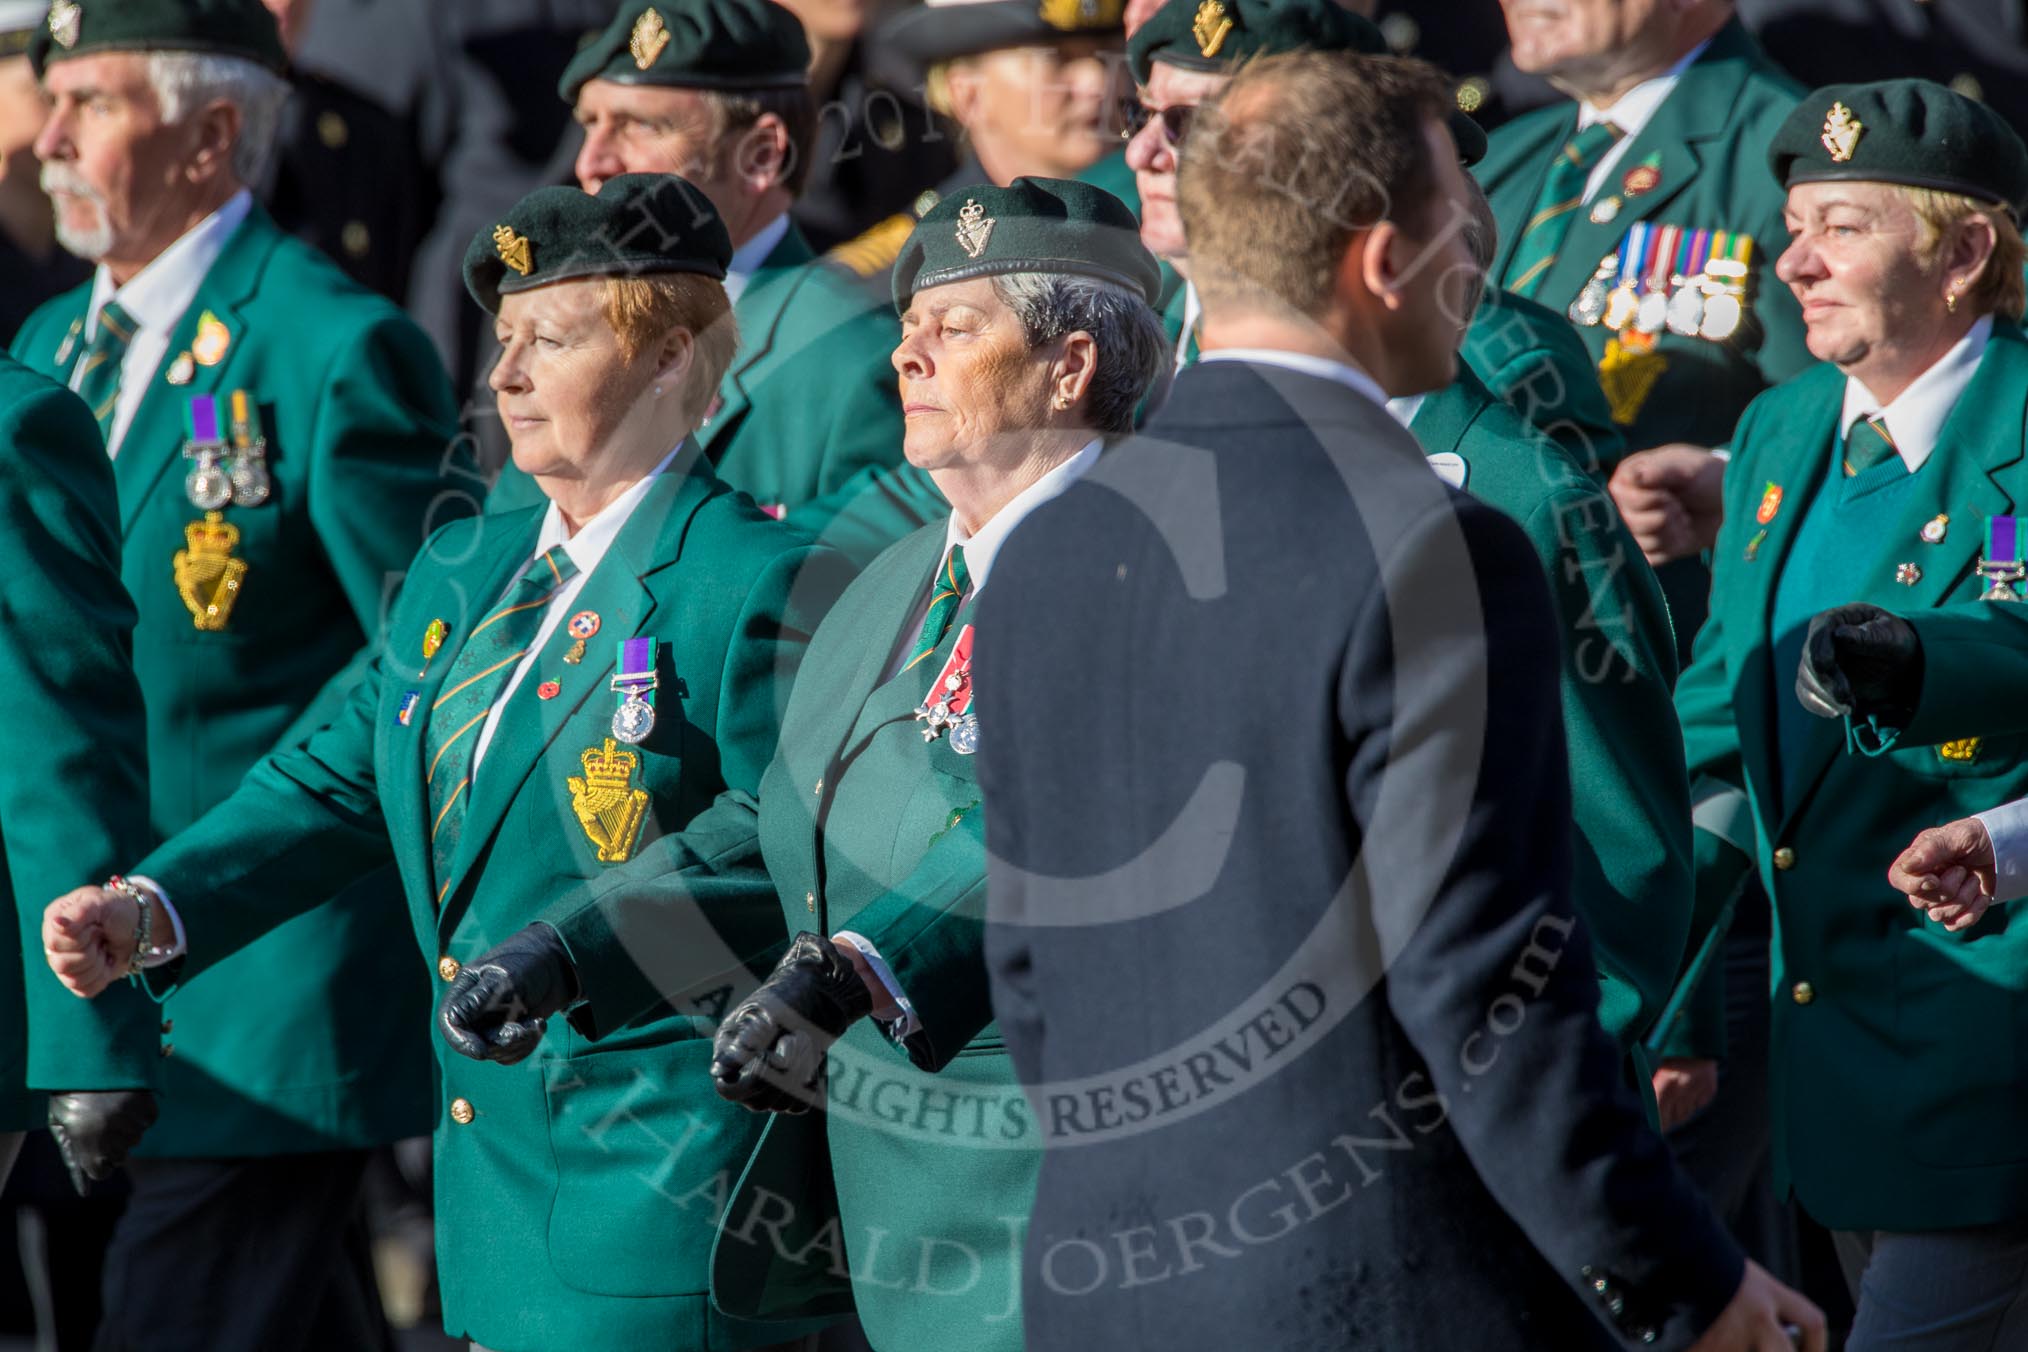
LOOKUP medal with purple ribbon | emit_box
[182,394,232,510]
[1980,516,2025,601]
[609,636,658,744]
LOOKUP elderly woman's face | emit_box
[1777,181,1953,371]
[490,280,660,481]
[893,278,1056,471]
[949,39,1121,180]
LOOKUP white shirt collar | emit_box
[725,213,792,302]
[1838,315,1993,474]
[1176,281,1202,371]
[1576,39,1710,138]
[87,189,252,337]
[941,439,1102,593]
[1199,348,1388,409]
[1386,393,1426,428]
[530,443,685,576]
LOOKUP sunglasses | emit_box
[1117,96,1197,147]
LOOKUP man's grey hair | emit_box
[146,51,290,187]
[990,272,1169,435]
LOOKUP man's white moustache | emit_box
[40,166,103,202]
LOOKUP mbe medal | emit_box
[181,394,233,510]
[914,626,976,745]
[609,636,659,744]
[1979,516,2026,601]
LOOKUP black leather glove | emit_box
[1796,603,1923,723]
[48,1090,157,1196]
[438,924,579,1066]
[711,933,873,1114]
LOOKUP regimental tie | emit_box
[424,545,577,903]
[73,300,137,444]
[902,545,970,673]
[1844,415,1899,477]
[1504,121,1625,299]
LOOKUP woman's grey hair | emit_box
[146,52,290,188]
[990,272,1169,434]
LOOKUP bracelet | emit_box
[105,876,153,976]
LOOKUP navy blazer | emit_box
[973,360,1744,1351]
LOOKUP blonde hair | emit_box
[1896,185,2027,321]
[599,273,740,425]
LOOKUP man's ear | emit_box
[732,113,794,196]
[185,98,245,186]
[654,325,698,392]
[1356,224,1406,314]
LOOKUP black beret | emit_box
[892,175,1162,312]
[464,174,733,315]
[29,0,286,75]
[879,0,1124,69]
[559,0,808,103]
[1769,79,2028,217]
[1127,0,1484,165]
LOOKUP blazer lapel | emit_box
[1732,387,1839,813]
[113,209,279,533]
[700,226,817,457]
[434,461,718,933]
[1535,21,1760,311]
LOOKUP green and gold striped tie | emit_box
[1844,415,1900,476]
[73,300,136,444]
[423,544,577,904]
[1503,121,1624,298]
[902,545,970,673]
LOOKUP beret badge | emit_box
[47,0,80,49]
[630,7,670,70]
[1191,0,1232,57]
[493,224,535,277]
[955,199,996,260]
[1821,101,1864,163]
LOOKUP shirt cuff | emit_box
[127,876,186,967]
[1973,806,2028,903]
[832,930,920,1040]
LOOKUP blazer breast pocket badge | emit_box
[567,738,651,864]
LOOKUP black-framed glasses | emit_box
[1117,95,1197,147]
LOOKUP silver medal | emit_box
[612,692,655,744]
[185,456,233,511]
[1665,280,1706,337]
[230,454,271,508]
[949,716,979,756]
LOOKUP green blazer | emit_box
[1411,368,1691,1056]
[127,457,853,1349]
[1475,20,1812,450]
[0,355,156,1130]
[1676,323,2028,1231]
[10,205,461,1156]
[555,522,1026,1350]
[491,224,940,558]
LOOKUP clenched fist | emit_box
[42,884,142,998]
[1608,444,1727,565]
[1889,818,1998,932]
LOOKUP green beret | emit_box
[879,0,1124,69]
[1769,79,2028,217]
[892,175,1162,312]
[463,174,733,315]
[29,0,284,75]
[1126,0,1484,165]
[559,0,808,104]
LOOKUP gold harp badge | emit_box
[173,511,249,632]
[493,225,534,277]
[568,739,651,864]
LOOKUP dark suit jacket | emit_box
[972,360,1744,1351]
